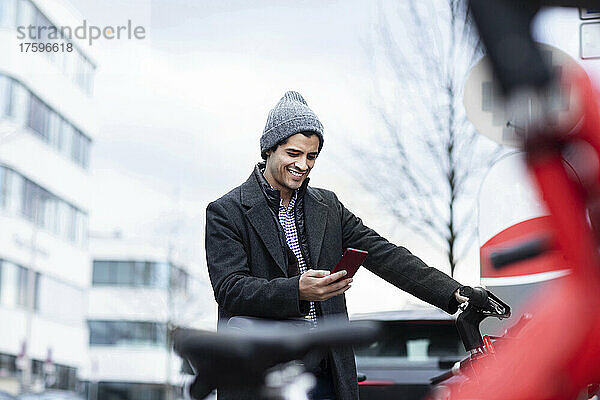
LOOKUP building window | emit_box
[55,201,70,239]
[0,167,4,209]
[14,0,95,94]
[31,359,78,392]
[0,259,85,326]
[25,90,92,169]
[91,261,111,285]
[0,260,29,308]
[10,79,28,124]
[88,320,167,347]
[0,75,13,117]
[27,95,51,140]
[2,166,23,215]
[154,262,170,288]
[0,0,16,28]
[115,261,134,286]
[22,176,54,227]
[32,9,57,64]
[73,53,95,95]
[60,121,75,161]
[71,129,91,168]
[91,261,186,290]
[16,0,33,28]
[0,74,92,169]
[0,166,88,245]
[0,353,17,377]
[54,363,78,391]
[74,209,87,245]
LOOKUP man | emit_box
[206,91,468,399]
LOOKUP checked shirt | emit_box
[278,191,318,325]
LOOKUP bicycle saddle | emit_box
[173,318,380,399]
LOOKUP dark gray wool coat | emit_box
[205,166,462,400]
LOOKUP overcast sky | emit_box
[74,0,379,235]
[65,1,600,314]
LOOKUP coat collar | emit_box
[240,165,287,274]
[240,165,267,208]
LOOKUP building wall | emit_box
[83,239,205,387]
[0,0,95,392]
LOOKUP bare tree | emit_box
[353,0,502,275]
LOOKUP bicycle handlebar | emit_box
[456,287,511,352]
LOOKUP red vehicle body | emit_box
[436,0,600,397]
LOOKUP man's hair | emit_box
[261,131,321,160]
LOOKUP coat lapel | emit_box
[305,188,328,269]
[241,172,287,275]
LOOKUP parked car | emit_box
[352,308,466,400]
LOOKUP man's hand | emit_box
[299,269,353,301]
[454,288,469,304]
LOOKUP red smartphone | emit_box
[331,248,368,279]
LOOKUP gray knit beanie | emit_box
[260,91,324,159]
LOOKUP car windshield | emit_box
[354,321,466,360]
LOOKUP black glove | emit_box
[458,286,489,309]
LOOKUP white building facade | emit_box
[0,0,95,394]
[85,237,215,400]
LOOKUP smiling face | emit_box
[263,133,320,200]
